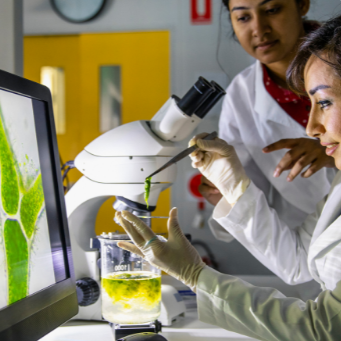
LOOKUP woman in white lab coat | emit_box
[204,0,336,246]
[116,16,341,340]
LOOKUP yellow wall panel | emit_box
[78,31,170,145]
[24,35,83,184]
[24,31,171,236]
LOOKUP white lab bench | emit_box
[40,274,313,341]
[39,309,257,341]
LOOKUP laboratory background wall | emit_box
[24,0,341,275]
[0,0,23,75]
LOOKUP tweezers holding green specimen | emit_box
[144,177,152,208]
[143,131,217,208]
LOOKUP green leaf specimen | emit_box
[4,219,29,304]
[0,109,19,215]
[144,177,152,209]
[0,106,45,306]
[20,174,44,239]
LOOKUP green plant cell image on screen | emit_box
[0,91,56,309]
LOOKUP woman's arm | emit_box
[116,208,340,340]
[197,266,341,341]
[191,136,326,285]
[212,180,326,284]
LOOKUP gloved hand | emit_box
[189,133,250,205]
[115,208,205,292]
[199,175,222,206]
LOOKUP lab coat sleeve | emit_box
[197,266,341,341]
[213,181,326,285]
[219,83,271,192]
[208,216,235,243]
[210,88,272,243]
[219,89,255,170]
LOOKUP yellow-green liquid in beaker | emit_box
[101,271,161,324]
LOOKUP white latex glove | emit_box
[189,133,250,205]
[115,208,205,292]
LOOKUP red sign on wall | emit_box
[191,0,212,25]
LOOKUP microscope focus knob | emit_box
[76,277,100,306]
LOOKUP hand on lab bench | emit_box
[115,208,205,292]
[263,138,335,182]
[199,175,222,206]
[189,133,250,205]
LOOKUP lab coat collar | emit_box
[254,61,306,133]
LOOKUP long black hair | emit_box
[222,0,304,11]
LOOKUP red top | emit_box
[262,64,311,128]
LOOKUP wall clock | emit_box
[51,0,107,23]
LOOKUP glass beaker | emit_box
[99,233,161,324]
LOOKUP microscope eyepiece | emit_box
[194,81,226,119]
[171,95,180,104]
[177,77,214,116]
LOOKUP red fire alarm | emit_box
[191,0,212,25]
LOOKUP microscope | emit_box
[65,77,225,326]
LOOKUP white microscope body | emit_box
[65,78,225,321]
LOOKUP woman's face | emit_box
[305,56,341,169]
[229,0,309,65]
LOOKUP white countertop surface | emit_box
[39,309,257,341]
[38,273,316,341]
[39,275,279,341]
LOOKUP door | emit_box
[24,31,171,235]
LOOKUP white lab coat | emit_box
[195,171,341,340]
[210,61,335,245]
[197,267,341,341]
[213,170,341,289]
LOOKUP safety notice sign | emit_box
[191,0,212,25]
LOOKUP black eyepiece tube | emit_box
[194,81,226,119]
[177,77,214,116]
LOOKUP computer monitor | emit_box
[0,69,78,340]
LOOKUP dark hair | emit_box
[287,15,341,95]
[222,0,303,11]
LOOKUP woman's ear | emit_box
[299,0,310,17]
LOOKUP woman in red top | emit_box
[199,0,336,289]
[202,0,335,201]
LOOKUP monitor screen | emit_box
[0,70,77,340]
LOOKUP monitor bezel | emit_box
[0,69,78,340]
